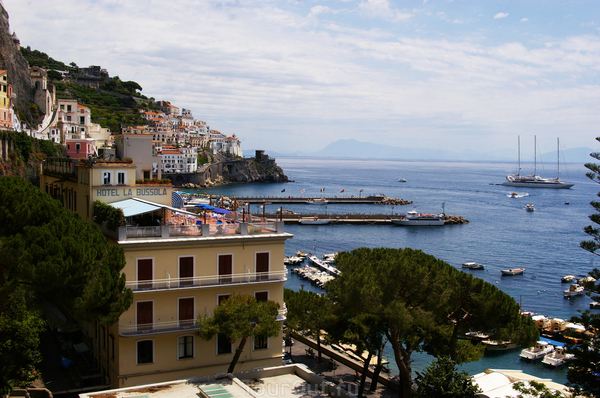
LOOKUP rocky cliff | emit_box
[0,5,36,124]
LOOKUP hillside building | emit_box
[40,158,292,389]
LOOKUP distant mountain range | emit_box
[245,139,593,163]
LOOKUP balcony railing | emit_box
[117,221,284,241]
[118,319,199,337]
[125,270,287,292]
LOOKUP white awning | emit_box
[109,198,201,218]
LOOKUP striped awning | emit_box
[109,198,200,218]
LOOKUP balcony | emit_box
[118,319,199,337]
[125,270,288,292]
[118,304,287,337]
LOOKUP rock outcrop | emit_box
[0,5,36,123]
[376,196,413,206]
[443,214,469,224]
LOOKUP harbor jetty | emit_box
[256,212,469,225]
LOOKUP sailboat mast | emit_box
[517,136,521,177]
[534,135,537,176]
[557,137,560,180]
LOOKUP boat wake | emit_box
[506,192,529,198]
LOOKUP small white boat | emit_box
[590,302,600,309]
[564,284,584,298]
[392,210,444,226]
[398,178,407,182]
[306,198,329,205]
[284,256,304,265]
[510,192,518,198]
[299,217,330,225]
[469,263,485,270]
[520,341,554,360]
[296,251,308,258]
[481,340,518,351]
[561,275,575,283]
[578,276,597,284]
[501,268,525,276]
[541,346,574,367]
[462,261,477,268]
[526,203,535,212]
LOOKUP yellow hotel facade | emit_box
[41,158,292,389]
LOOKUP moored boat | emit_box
[398,178,407,182]
[462,261,477,268]
[392,210,444,226]
[299,217,330,225]
[561,275,575,283]
[563,283,584,298]
[542,346,574,367]
[520,341,554,360]
[481,340,518,351]
[306,198,329,205]
[501,268,525,276]
[526,203,535,212]
[469,263,485,270]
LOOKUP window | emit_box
[117,171,126,186]
[178,336,194,359]
[102,171,112,186]
[137,258,153,289]
[218,254,233,284]
[101,327,106,350]
[80,116,85,124]
[67,105,72,112]
[110,334,115,361]
[217,333,232,354]
[179,256,193,287]
[137,340,153,364]
[178,298,194,327]
[75,143,80,153]
[254,335,268,350]
[255,291,268,302]
[218,294,230,305]
[66,115,71,122]
[60,104,64,110]
[136,301,153,331]
[256,252,269,281]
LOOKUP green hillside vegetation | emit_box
[21,48,158,132]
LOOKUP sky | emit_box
[3,0,600,156]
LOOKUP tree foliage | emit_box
[512,380,566,398]
[284,288,337,362]
[325,247,537,398]
[414,356,481,398]
[0,177,133,393]
[581,137,600,254]
[197,294,281,373]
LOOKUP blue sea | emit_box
[193,157,599,384]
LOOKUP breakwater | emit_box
[237,195,412,205]
[256,212,469,225]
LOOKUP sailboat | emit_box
[502,136,574,189]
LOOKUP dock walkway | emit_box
[236,195,402,204]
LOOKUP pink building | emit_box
[65,138,96,159]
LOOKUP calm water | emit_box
[193,157,599,383]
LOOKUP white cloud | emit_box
[494,12,509,19]
[521,17,528,22]
[2,0,599,153]
[358,0,413,22]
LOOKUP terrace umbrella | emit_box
[195,204,217,210]
[212,208,232,214]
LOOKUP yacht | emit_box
[563,284,584,298]
[541,346,574,367]
[392,210,444,226]
[520,341,554,360]
[502,136,574,189]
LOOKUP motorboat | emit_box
[299,217,330,225]
[481,340,518,351]
[561,275,575,283]
[284,256,304,265]
[469,263,485,270]
[590,302,600,309]
[502,136,574,189]
[526,203,535,212]
[578,276,597,284]
[392,210,444,226]
[462,261,477,268]
[398,178,407,182]
[306,198,328,205]
[520,341,554,360]
[501,268,525,276]
[296,251,308,258]
[465,331,489,341]
[510,192,518,198]
[541,346,574,367]
[563,284,584,298]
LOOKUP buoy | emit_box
[537,291,540,294]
